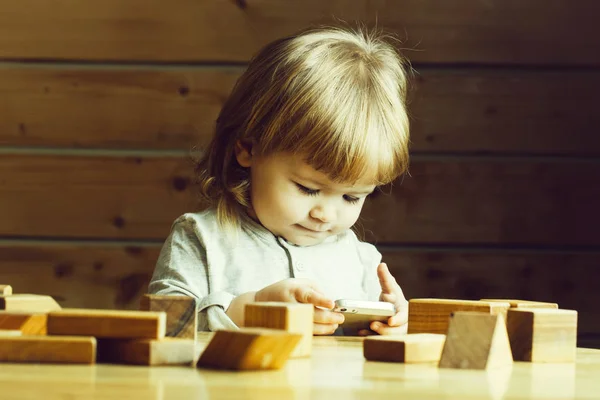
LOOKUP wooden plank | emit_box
[0,1,597,65]
[2,154,599,246]
[0,243,598,334]
[47,308,166,339]
[1,67,599,155]
[97,337,195,366]
[0,66,237,150]
[0,335,96,364]
[0,242,158,310]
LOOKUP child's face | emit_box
[238,150,375,246]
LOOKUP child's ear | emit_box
[234,139,253,167]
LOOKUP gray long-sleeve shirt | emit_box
[148,208,382,331]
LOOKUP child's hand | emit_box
[255,278,344,335]
[360,263,408,336]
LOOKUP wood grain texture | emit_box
[47,308,166,339]
[481,299,559,309]
[0,285,12,296]
[1,66,598,155]
[0,295,62,313]
[139,294,197,340]
[245,302,313,357]
[408,299,510,334]
[2,155,599,246]
[0,1,597,65]
[197,328,302,371]
[97,337,195,366]
[0,335,96,364]
[506,308,578,363]
[363,333,446,363]
[0,312,47,335]
[439,312,513,370]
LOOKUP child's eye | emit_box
[343,195,360,204]
[295,183,319,196]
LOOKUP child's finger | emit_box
[370,321,408,336]
[314,308,344,325]
[294,286,334,309]
[313,322,339,335]
[377,263,399,294]
[387,309,408,327]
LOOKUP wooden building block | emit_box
[98,337,196,366]
[139,294,197,340]
[0,335,96,364]
[48,308,166,339]
[0,294,61,313]
[408,299,510,334]
[0,285,12,296]
[439,312,513,370]
[197,328,302,371]
[481,299,558,309]
[364,334,446,363]
[245,302,313,358]
[0,330,22,337]
[506,308,577,363]
[0,311,47,335]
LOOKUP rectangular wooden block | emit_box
[0,285,12,296]
[408,299,511,334]
[139,294,197,340]
[506,308,577,363]
[0,311,47,335]
[364,334,446,363]
[98,337,196,366]
[0,335,96,364]
[481,299,558,309]
[0,294,61,313]
[197,328,302,371]
[48,308,166,339]
[245,302,313,358]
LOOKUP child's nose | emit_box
[310,204,335,223]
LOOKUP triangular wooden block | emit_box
[0,285,12,296]
[197,328,302,371]
[439,311,513,370]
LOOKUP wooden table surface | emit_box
[0,333,599,399]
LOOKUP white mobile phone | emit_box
[333,299,395,333]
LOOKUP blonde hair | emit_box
[196,25,411,231]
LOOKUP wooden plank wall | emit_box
[1,1,599,345]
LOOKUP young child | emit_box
[149,25,411,336]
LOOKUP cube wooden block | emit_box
[0,335,96,364]
[0,285,12,296]
[506,308,577,363]
[364,334,446,363]
[245,302,313,357]
[408,299,510,334]
[98,337,196,366]
[439,312,513,370]
[481,299,558,309]
[139,294,197,340]
[0,311,47,335]
[0,294,61,313]
[197,328,302,371]
[48,308,166,339]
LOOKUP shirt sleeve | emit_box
[148,216,238,332]
[355,238,383,302]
